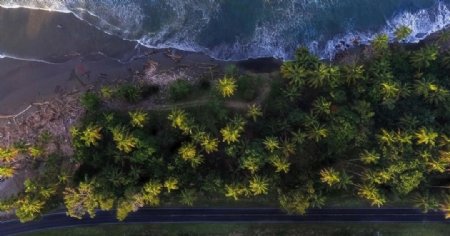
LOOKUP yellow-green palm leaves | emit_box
[320,168,341,187]
[217,76,237,98]
[0,166,15,179]
[247,104,263,122]
[178,142,203,167]
[224,184,248,200]
[80,125,102,147]
[415,128,438,146]
[270,155,290,173]
[199,134,219,154]
[164,178,179,193]
[249,176,269,196]
[111,127,138,153]
[0,147,19,163]
[129,111,148,128]
[358,184,386,207]
[221,117,246,144]
[168,109,191,134]
[263,136,280,153]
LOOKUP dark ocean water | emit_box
[1,0,450,60]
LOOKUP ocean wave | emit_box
[0,0,449,61]
[316,0,450,60]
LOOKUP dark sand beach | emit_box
[0,7,228,115]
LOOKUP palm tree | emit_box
[280,139,296,157]
[129,111,148,128]
[178,142,197,161]
[442,51,450,69]
[343,64,365,85]
[263,136,280,153]
[231,115,247,130]
[395,131,413,145]
[15,197,45,223]
[200,134,219,154]
[0,166,15,179]
[164,178,179,193]
[411,46,438,69]
[249,176,269,196]
[27,146,43,159]
[291,129,307,145]
[378,129,396,146]
[63,182,98,220]
[399,114,420,130]
[281,62,308,88]
[372,34,389,53]
[415,78,449,105]
[357,184,386,207]
[306,123,328,142]
[241,154,262,174]
[220,121,244,145]
[100,86,115,100]
[336,172,353,190]
[380,81,400,100]
[247,104,263,122]
[308,64,339,88]
[217,76,237,98]
[111,126,138,153]
[0,147,18,163]
[320,168,341,187]
[415,127,438,146]
[178,142,203,167]
[360,150,381,165]
[143,181,162,197]
[224,184,247,200]
[312,97,332,116]
[283,86,302,101]
[180,189,197,206]
[270,155,290,173]
[412,192,439,213]
[80,124,102,147]
[168,109,190,134]
[440,195,450,219]
[394,25,412,42]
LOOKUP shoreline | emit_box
[0,4,448,119]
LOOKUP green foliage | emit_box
[129,111,149,128]
[116,84,142,103]
[80,92,100,110]
[236,75,259,101]
[394,26,412,41]
[411,46,438,69]
[169,80,193,101]
[217,76,237,98]
[24,41,448,222]
[372,34,389,53]
[63,181,99,219]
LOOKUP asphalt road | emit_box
[1,208,448,235]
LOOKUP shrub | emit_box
[169,80,193,101]
[116,84,142,103]
[236,75,259,101]
[80,92,101,111]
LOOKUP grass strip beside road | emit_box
[23,223,450,236]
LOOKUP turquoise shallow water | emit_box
[0,0,450,60]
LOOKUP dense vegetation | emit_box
[1,31,449,222]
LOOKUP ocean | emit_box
[0,0,450,60]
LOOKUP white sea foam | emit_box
[317,1,450,60]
